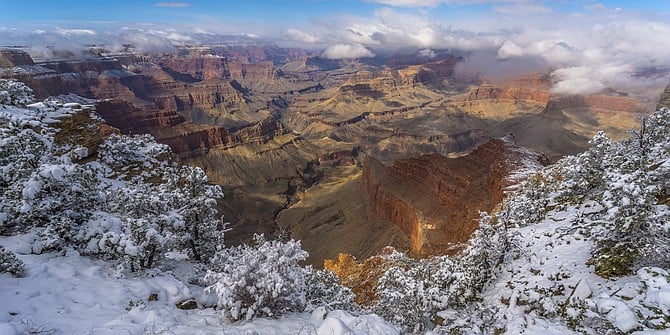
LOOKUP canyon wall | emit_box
[363,138,547,255]
[656,83,670,110]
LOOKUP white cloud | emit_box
[419,48,436,58]
[543,42,579,65]
[164,32,192,43]
[323,43,375,59]
[550,78,605,96]
[585,3,606,11]
[4,3,670,98]
[154,2,191,7]
[54,28,96,36]
[497,40,523,59]
[283,28,320,44]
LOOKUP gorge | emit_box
[0,45,654,266]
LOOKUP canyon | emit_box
[0,45,655,266]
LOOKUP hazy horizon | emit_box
[2,0,670,97]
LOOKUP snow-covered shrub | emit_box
[0,79,34,106]
[205,235,308,321]
[375,265,427,332]
[162,166,225,262]
[0,245,24,277]
[0,92,225,269]
[0,120,54,234]
[304,266,357,312]
[98,134,172,181]
[452,212,510,302]
[21,160,105,238]
[94,135,225,269]
[587,111,670,277]
[500,108,670,278]
[373,212,512,331]
[0,124,52,186]
[99,178,181,269]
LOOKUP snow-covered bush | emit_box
[0,89,225,270]
[98,133,172,181]
[452,212,510,302]
[82,166,224,270]
[163,166,225,262]
[98,177,181,270]
[375,265,427,332]
[0,119,54,234]
[304,267,357,312]
[0,245,24,277]
[23,161,105,246]
[0,79,34,106]
[205,235,308,321]
[373,213,511,332]
[500,109,670,278]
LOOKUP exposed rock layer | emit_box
[363,138,547,255]
[657,83,670,110]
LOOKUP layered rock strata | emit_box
[363,138,547,255]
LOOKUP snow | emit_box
[570,279,592,302]
[0,233,400,335]
[475,193,668,333]
[598,297,639,332]
[318,315,355,335]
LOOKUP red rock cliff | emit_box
[362,138,546,255]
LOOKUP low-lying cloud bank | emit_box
[284,4,670,98]
[2,2,670,98]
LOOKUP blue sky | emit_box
[1,1,668,27]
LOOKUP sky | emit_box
[1,0,670,97]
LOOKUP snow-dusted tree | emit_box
[84,134,225,269]
[97,133,172,181]
[97,177,181,270]
[205,235,308,321]
[452,212,509,302]
[0,245,24,277]
[304,266,357,312]
[163,166,224,262]
[23,159,106,253]
[0,117,54,234]
[502,172,553,227]
[0,79,34,106]
[375,265,427,332]
[589,109,670,277]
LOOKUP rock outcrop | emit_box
[158,117,287,157]
[159,57,230,81]
[95,100,185,134]
[362,138,547,255]
[0,49,35,67]
[324,248,413,306]
[544,94,646,113]
[452,85,551,105]
[657,83,670,110]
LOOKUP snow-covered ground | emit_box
[0,233,400,335]
[476,202,670,335]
